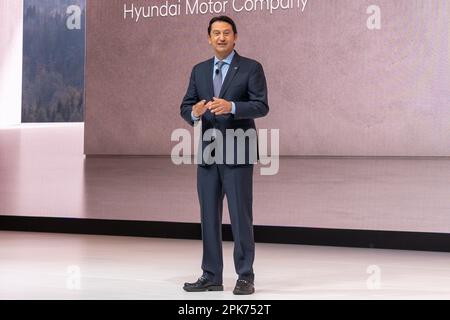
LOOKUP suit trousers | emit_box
[197,163,255,284]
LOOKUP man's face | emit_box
[208,21,237,59]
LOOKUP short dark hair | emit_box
[208,16,237,35]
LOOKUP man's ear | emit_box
[208,35,212,45]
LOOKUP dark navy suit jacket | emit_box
[180,52,269,166]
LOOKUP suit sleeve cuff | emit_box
[191,111,200,121]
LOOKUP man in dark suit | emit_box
[180,16,269,295]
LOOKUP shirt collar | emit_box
[214,50,235,66]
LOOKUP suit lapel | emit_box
[219,53,240,98]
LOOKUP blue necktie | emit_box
[213,61,225,97]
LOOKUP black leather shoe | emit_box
[183,276,224,292]
[233,279,255,295]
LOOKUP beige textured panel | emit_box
[0,0,23,126]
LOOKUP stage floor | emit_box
[1,123,450,233]
[1,231,450,300]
